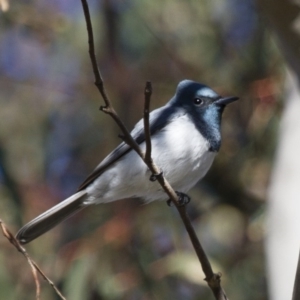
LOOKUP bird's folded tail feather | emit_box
[16,190,88,244]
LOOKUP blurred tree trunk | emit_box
[257,1,300,299]
[101,0,138,129]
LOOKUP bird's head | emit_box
[173,80,238,117]
[171,80,238,151]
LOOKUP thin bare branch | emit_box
[80,1,228,299]
[80,0,142,155]
[141,82,227,299]
[0,219,41,299]
[80,0,109,107]
[0,219,66,300]
[143,81,153,162]
[176,207,228,300]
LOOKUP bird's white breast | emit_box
[148,113,216,194]
[86,114,216,203]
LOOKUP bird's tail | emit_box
[16,190,88,244]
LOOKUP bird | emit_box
[16,80,238,244]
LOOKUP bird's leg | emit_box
[167,191,191,207]
[149,171,163,182]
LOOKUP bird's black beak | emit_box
[215,96,239,106]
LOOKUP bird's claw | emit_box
[149,171,163,182]
[167,191,191,207]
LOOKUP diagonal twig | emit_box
[80,0,140,151]
[0,219,66,300]
[142,83,228,300]
[80,1,228,299]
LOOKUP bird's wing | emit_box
[77,104,182,191]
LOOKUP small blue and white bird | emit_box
[16,80,238,244]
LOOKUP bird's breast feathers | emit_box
[148,113,216,191]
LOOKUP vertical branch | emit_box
[80,0,109,106]
[143,81,153,162]
[141,85,228,298]
[142,83,228,300]
[81,0,144,159]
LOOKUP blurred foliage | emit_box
[0,0,285,299]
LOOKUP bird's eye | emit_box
[194,98,204,106]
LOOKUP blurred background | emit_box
[0,0,299,299]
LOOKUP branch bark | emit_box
[0,219,66,300]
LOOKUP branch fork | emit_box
[81,1,228,299]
